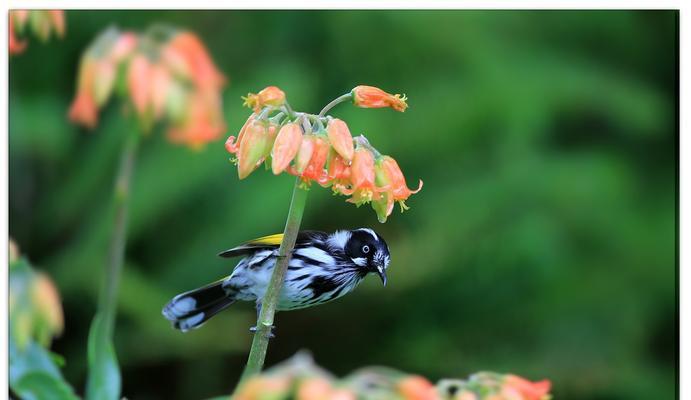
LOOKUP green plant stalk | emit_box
[99,130,140,337]
[318,92,353,118]
[239,178,309,383]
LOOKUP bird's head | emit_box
[343,228,391,286]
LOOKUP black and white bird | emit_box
[162,228,391,332]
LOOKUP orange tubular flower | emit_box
[302,135,331,183]
[352,85,408,112]
[271,123,303,175]
[243,86,286,112]
[377,156,423,211]
[342,147,383,205]
[398,376,439,400]
[502,375,551,400]
[287,134,330,184]
[324,151,351,191]
[326,118,354,161]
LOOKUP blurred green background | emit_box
[9,10,677,400]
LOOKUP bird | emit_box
[162,228,391,332]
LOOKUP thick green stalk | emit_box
[239,178,309,382]
[100,130,140,337]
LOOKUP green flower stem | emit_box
[239,178,309,383]
[318,92,353,118]
[99,129,140,337]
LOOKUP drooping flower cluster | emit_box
[68,25,226,148]
[233,353,552,400]
[9,10,65,55]
[225,85,422,222]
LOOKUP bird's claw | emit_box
[249,325,276,338]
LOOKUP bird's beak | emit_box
[376,265,387,286]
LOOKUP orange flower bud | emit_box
[272,123,303,175]
[128,54,153,116]
[326,118,354,161]
[238,121,272,179]
[352,85,408,112]
[226,114,257,154]
[293,135,316,174]
[502,375,551,400]
[398,376,439,400]
[244,86,286,112]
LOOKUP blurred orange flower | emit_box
[68,27,227,149]
[501,375,551,400]
[164,31,226,93]
[398,376,440,400]
[9,10,65,56]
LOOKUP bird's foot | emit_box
[249,325,276,338]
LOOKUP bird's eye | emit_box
[362,245,370,254]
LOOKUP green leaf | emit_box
[9,339,78,400]
[85,313,121,400]
[13,371,79,400]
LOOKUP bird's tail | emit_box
[162,280,235,332]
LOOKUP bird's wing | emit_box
[217,231,325,258]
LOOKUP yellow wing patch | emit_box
[245,233,284,246]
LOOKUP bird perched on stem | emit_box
[162,228,390,332]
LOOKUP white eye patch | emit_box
[351,257,367,266]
